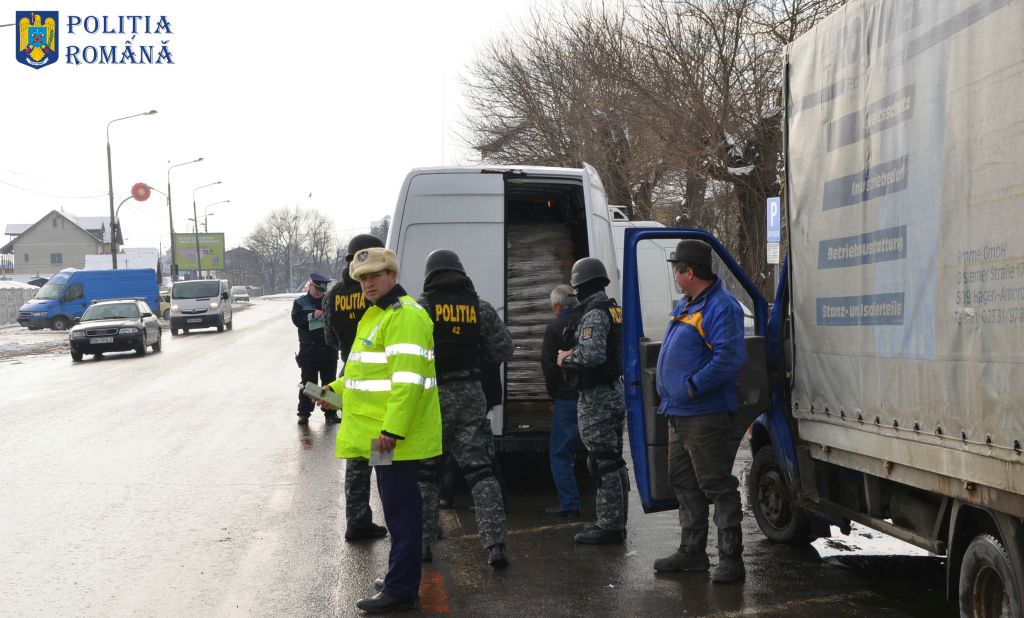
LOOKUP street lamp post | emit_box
[192,181,222,278]
[167,157,203,281]
[106,110,157,269]
[202,199,230,232]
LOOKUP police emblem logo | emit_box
[580,326,593,340]
[16,11,59,69]
[357,250,368,262]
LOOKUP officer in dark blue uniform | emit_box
[292,272,339,425]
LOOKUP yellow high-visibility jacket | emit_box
[329,293,442,461]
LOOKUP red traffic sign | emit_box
[131,182,151,201]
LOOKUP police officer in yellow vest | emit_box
[322,234,389,542]
[321,247,441,614]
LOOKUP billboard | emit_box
[174,233,225,270]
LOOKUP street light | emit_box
[202,200,230,232]
[106,110,157,269]
[192,181,221,278]
[167,157,203,281]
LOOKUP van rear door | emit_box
[580,163,619,296]
[622,228,770,512]
[390,171,505,304]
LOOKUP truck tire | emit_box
[50,315,70,330]
[959,533,1022,618]
[748,445,813,544]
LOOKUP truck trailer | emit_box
[625,0,1024,615]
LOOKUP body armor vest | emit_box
[327,279,368,358]
[580,298,623,389]
[421,288,482,381]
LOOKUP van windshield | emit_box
[172,281,221,299]
[35,283,65,300]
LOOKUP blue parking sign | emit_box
[767,197,781,243]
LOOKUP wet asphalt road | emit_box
[0,299,957,617]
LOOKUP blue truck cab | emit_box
[17,268,159,331]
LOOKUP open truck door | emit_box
[622,228,770,513]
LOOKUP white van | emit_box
[388,164,619,450]
[169,279,233,335]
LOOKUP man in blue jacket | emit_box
[654,239,747,583]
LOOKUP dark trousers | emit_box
[297,357,338,415]
[376,460,423,602]
[667,412,743,542]
[549,398,581,510]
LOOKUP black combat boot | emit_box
[574,526,626,545]
[653,527,710,572]
[488,543,509,568]
[711,526,745,584]
[345,522,388,542]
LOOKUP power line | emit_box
[0,176,107,199]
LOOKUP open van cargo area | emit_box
[503,177,588,434]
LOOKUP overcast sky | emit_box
[1,0,546,252]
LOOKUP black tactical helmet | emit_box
[424,249,466,278]
[346,234,384,261]
[569,257,609,288]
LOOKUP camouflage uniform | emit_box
[420,298,513,551]
[566,290,629,532]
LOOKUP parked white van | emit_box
[169,279,233,335]
[388,164,619,450]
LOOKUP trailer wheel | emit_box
[959,533,1022,618]
[748,446,812,544]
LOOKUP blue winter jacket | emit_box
[656,277,746,417]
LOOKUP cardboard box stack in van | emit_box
[505,223,575,414]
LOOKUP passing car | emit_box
[68,299,162,362]
[231,285,250,302]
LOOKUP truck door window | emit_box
[710,253,757,337]
[64,283,83,301]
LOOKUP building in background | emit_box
[223,247,262,294]
[1,211,110,278]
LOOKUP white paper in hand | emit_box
[302,382,342,408]
[369,439,394,467]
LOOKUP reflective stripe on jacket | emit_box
[329,295,442,461]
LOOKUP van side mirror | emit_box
[221,292,229,300]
